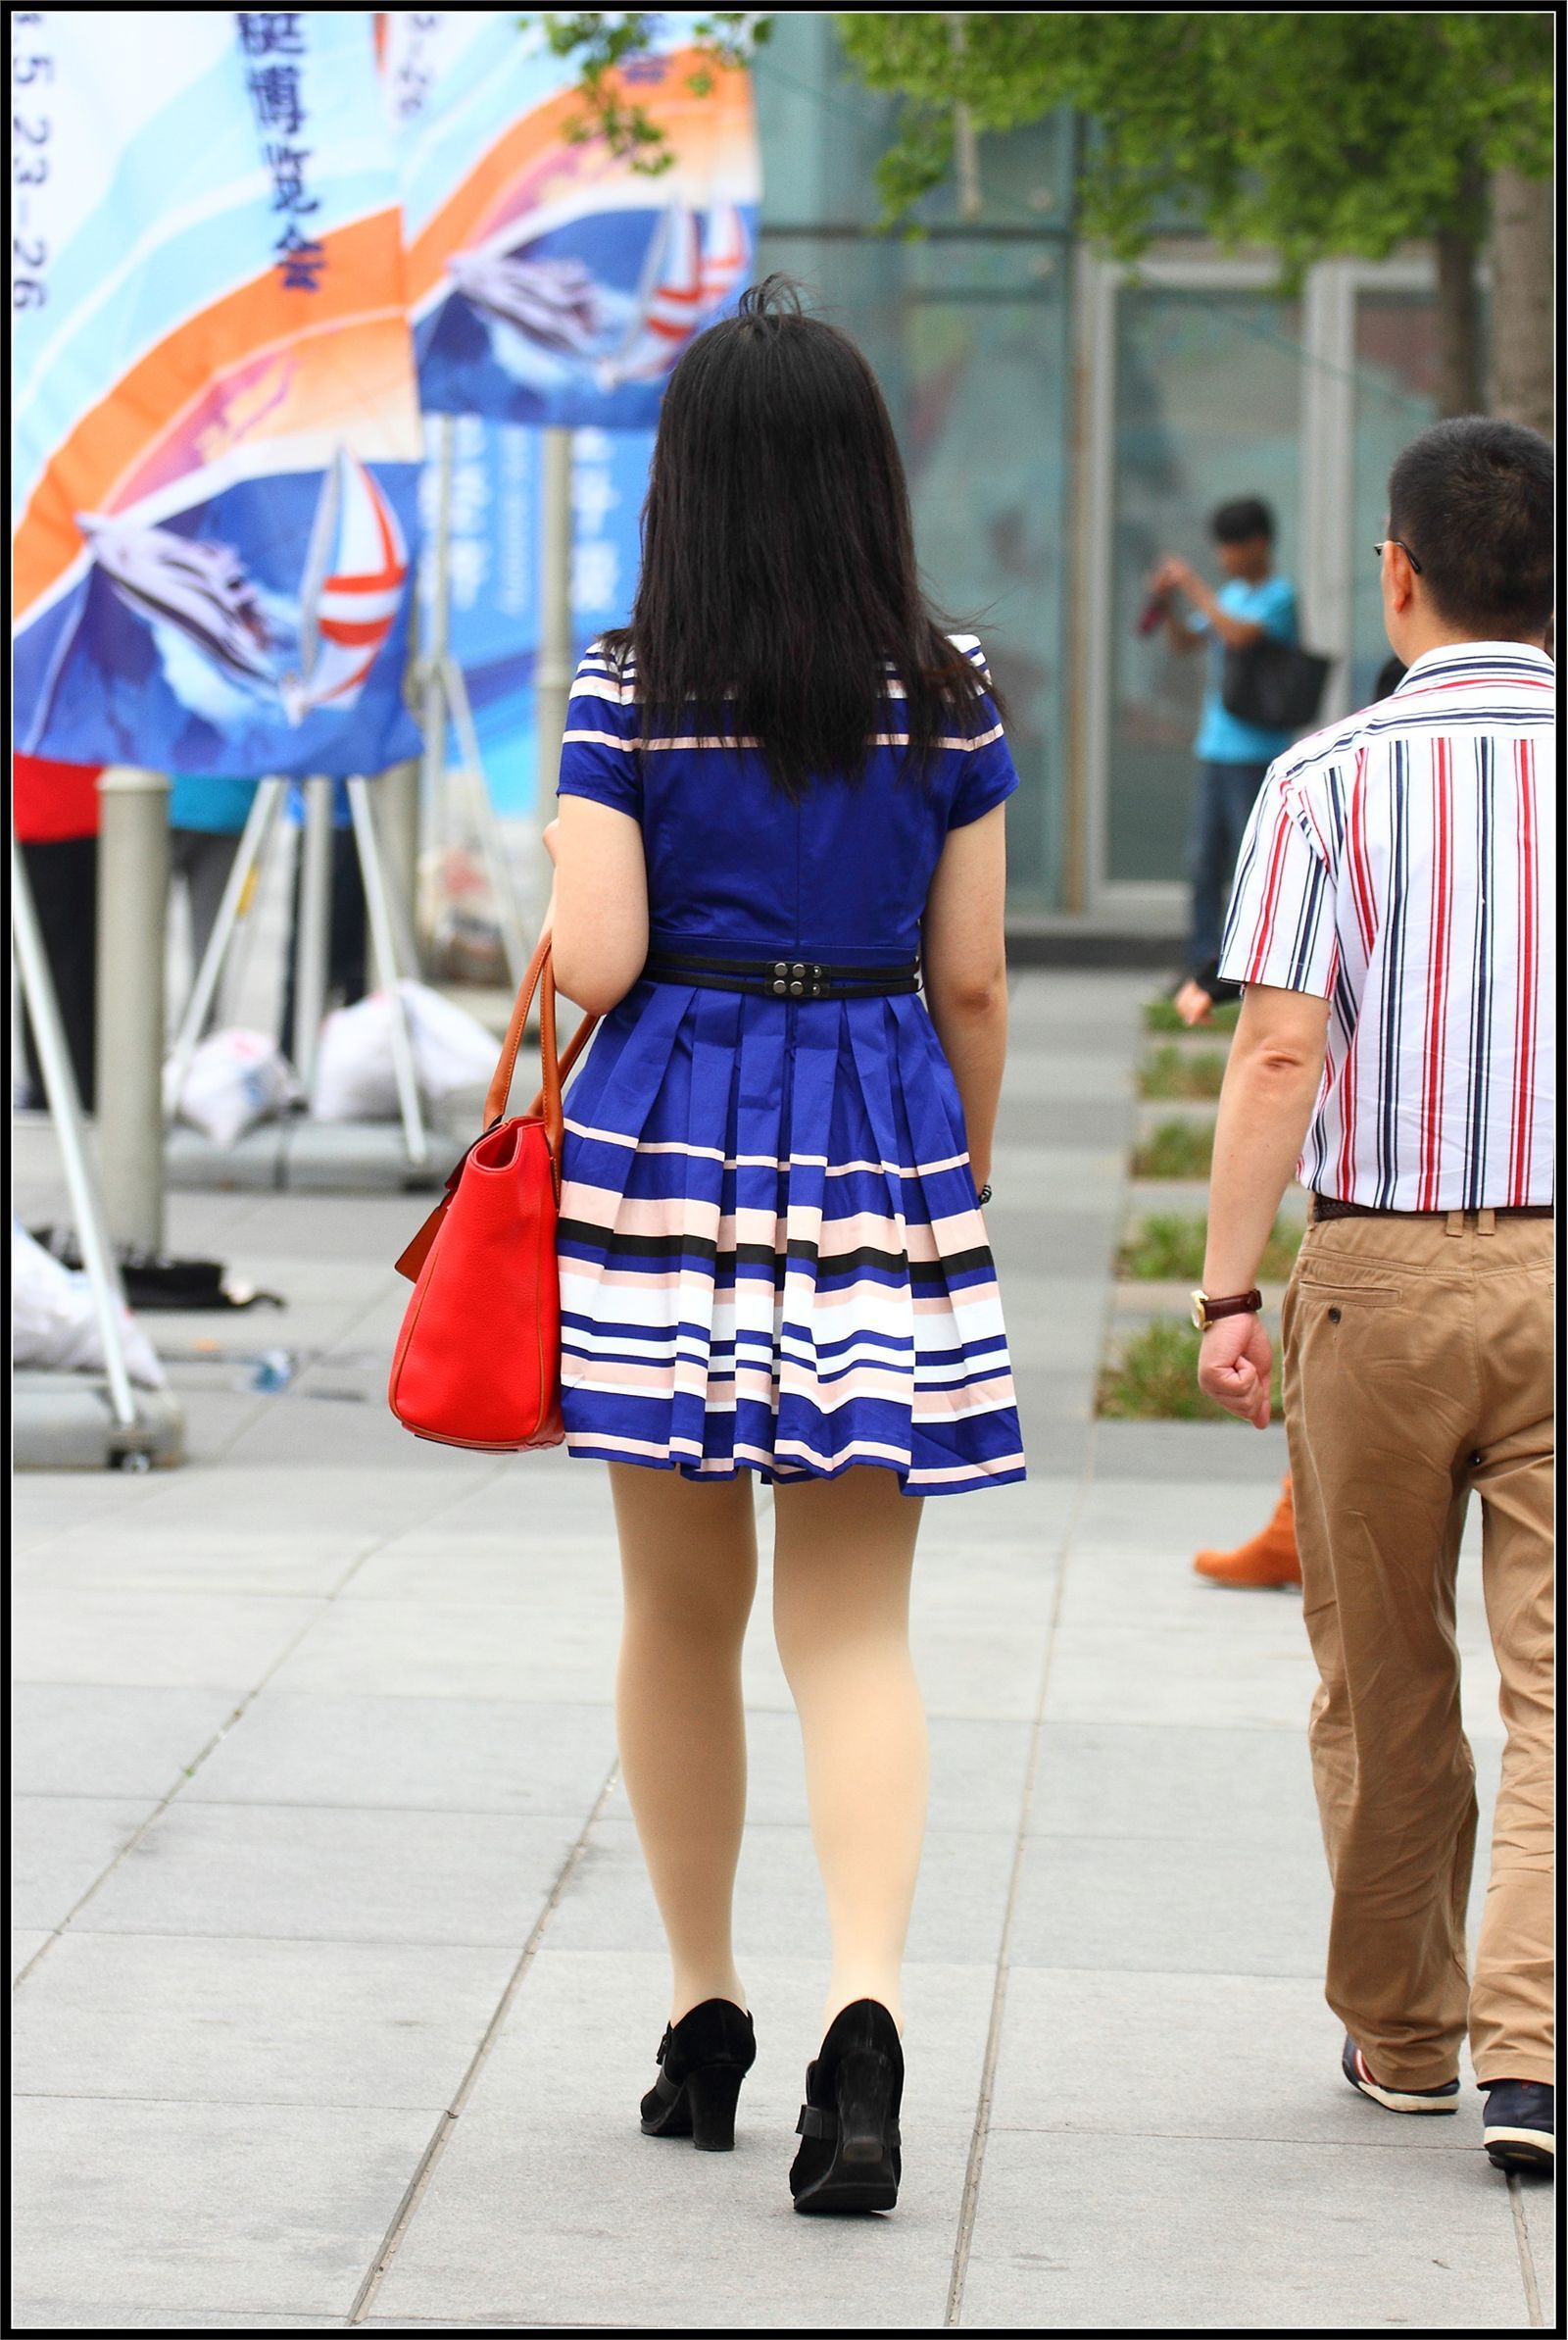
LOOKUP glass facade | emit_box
[1349,292,1442,706]
[1106,290,1301,883]
[753,19,1075,909]
[752,20,1445,919]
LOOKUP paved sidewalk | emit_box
[12,971,1549,2330]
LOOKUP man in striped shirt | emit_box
[1193,417,1554,2175]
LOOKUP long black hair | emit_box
[602,275,999,799]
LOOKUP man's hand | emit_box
[1150,555,1198,596]
[1174,978,1215,1027]
[1199,1314,1274,1428]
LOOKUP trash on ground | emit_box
[12,1220,167,1389]
[310,979,498,1122]
[164,1027,302,1148]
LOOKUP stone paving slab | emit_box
[74,1802,586,1948]
[10,1683,242,1799]
[11,1796,165,1932]
[178,1690,616,1817]
[11,1587,324,1691]
[985,1967,1493,2147]
[12,1931,517,2112]
[957,2131,1530,2330]
[11,2097,434,2319]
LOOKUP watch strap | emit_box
[1200,1288,1263,1324]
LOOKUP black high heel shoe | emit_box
[640,1998,756,2152]
[790,1998,904,2214]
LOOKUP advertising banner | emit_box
[422,417,653,815]
[385,12,760,425]
[12,10,424,778]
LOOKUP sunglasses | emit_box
[1374,538,1424,574]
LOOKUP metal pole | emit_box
[536,424,576,849]
[14,839,140,1429]
[443,650,530,982]
[164,777,284,1123]
[421,413,455,864]
[291,776,334,1088]
[95,766,171,1252]
[376,756,423,978]
[346,775,429,1167]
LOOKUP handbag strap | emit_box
[482,932,598,1148]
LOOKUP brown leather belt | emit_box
[1311,1194,1553,1223]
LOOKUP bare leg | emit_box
[610,1462,758,2023]
[772,1468,928,2033]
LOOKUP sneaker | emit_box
[1342,2035,1459,2114]
[1482,2080,1554,2173]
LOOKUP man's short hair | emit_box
[1209,496,1274,545]
[1388,417,1553,635]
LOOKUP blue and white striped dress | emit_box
[555,636,1025,1497]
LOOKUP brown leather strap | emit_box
[482,933,598,1156]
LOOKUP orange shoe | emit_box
[1194,1476,1300,1588]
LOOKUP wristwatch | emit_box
[1190,1287,1263,1331]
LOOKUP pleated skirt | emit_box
[555,977,1024,1497]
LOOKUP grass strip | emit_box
[1117,1213,1303,1284]
[1131,1119,1214,1180]
[1097,1317,1285,1421]
[1139,1045,1230,1101]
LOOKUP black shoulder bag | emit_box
[1220,636,1334,731]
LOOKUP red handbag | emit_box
[387,935,596,1451]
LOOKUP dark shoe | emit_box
[1482,2079,1554,2174]
[790,1999,904,2215]
[640,1998,756,2152]
[1342,2034,1459,2115]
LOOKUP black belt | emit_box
[643,951,920,1001]
[1311,1194,1553,1223]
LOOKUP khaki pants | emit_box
[1283,1206,1554,2091]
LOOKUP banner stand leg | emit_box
[13,839,143,1436]
[347,775,429,1169]
[292,776,334,1093]
[164,777,286,1124]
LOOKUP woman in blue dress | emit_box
[544,277,1023,2215]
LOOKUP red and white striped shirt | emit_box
[1218,642,1555,1212]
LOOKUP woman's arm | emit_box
[545,795,650,1016]
[921,802,1008,1192]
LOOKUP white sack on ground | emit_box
[310,981,498,1121]
[11,1220,167,1388]
[165,1028,302,1148]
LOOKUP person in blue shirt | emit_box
[169,775,261,1030]
[1148,496,1299,1014]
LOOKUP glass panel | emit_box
[759,231,1070,908]
[1107,289,1302,883]
[1350,291,1440,707]
[753,16,1074,233]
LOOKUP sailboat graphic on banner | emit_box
[282,449,410,724]
[598,203,707,391]
[699,199,750,317]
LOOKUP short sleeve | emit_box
[945,637,1021,829]
[1217,767,1336,998]
[1253,575,1298,644]
[557,644,642,819]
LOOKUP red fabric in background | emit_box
[12,754,103,843]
